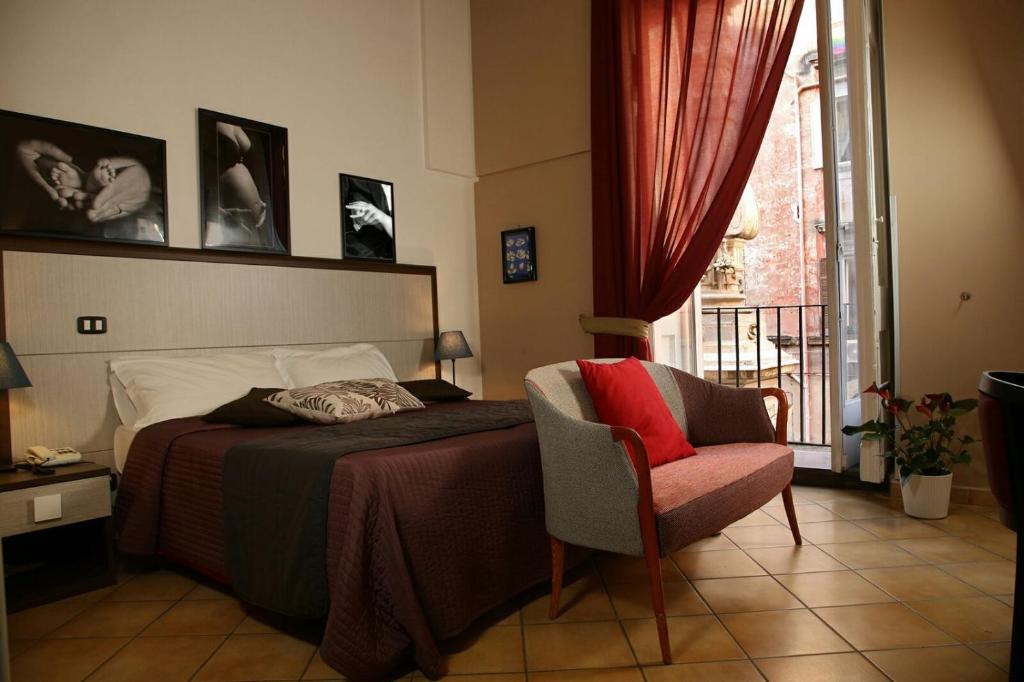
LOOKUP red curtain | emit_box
[592,0,804,359]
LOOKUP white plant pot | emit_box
[900,473,953,519]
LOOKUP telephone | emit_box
[25,446,83,467]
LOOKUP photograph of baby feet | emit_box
[0,108,167,245]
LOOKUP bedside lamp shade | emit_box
[0,342,30,390]
[435,331,473,362]
[434,331,473,386]
[0,342,29,471]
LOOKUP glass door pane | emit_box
[835,79,861,472]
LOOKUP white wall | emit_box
[884,0,1024,492]
[0,0,482,395]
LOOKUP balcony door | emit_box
[652,0,892,482]
[818,0,892,482]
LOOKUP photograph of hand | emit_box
[1,109,166,244]
[340,174,395,263]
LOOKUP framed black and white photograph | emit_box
[340,173,395,263]
[0,109,167,245]
[502,226,537,283]
[199,109,289,254]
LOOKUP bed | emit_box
[0,246,555,679]
[114,401,550,680]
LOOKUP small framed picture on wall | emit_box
[198,109,290,254]
[501,226,537,284]
[0,108,168,245]
[340,173,395,263]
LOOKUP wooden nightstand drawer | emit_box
[0,476,110,538]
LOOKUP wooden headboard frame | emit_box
[0,235,440,468]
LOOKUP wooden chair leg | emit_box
[642,541,671,664]
[548,536,565,620]
[781,484,803,545]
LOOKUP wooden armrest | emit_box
[760,387,789,447]
[610,426,652,478]
[610,426,659,553]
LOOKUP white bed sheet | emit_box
[113,425,138,474]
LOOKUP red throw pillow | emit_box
[577,357,697,467]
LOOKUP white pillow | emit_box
[109,351,284,429]
[272,344,397,388]
[109,370,140,429]
[266,379,424,425]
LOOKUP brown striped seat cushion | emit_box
[652,442,794,553]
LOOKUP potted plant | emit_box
[842,383,978,519]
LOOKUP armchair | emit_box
[524,359,800,664]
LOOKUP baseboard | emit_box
[949,485,999,508]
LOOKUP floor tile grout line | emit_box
[189,588,255,681]
[737,539,849,578]
[898,597,1010,647]
[7,586,118,641]
[295,643,320,681]
[710,514,870,661]
[78,635,135,682]
[55,596,176,641]
[955,530,1017,551]
[853,565,988,603]
[858,650,896,682]
[79,594,179,682]
[810,600,975,650]
[890,537,1005,565]
[12,499,1011,680]
[965,641,1013,673]
[519,576,529,682]
[592,555,644,672]
[929,562,1016,598]
[672,561,757,668]
[747,651,894,682]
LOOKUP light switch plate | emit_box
[77,316,107,334]
[33,493,62,522]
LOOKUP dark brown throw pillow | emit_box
[398,379,472,403]
[203,387,301,427]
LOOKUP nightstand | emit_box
[0,462,116,674]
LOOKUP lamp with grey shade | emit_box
[434,331,473,387]
[0,342,31,471]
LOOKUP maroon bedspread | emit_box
[115,403,551,680]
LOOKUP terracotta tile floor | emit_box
[6,486,1016,681]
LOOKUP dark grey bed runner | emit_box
[221,400,533,618]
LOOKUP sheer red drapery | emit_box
[592,0,804,359]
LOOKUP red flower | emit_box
[865,382,892,401]
[916,404,933,418]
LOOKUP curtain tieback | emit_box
[579,315,650,340]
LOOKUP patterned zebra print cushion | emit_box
[265,378,425,425]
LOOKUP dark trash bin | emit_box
[977,370,1023,677]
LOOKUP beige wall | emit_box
[884,0,1024,492]
[0,0,482,396]
[471,0,594,398]
[471,0,1024,501]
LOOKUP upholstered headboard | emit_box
[0,236,439,466]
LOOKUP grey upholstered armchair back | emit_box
[523,359,689,555]
[523,359,688,431]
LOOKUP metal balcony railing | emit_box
[702,304,829,446]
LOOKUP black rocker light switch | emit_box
[77,316,107,334]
